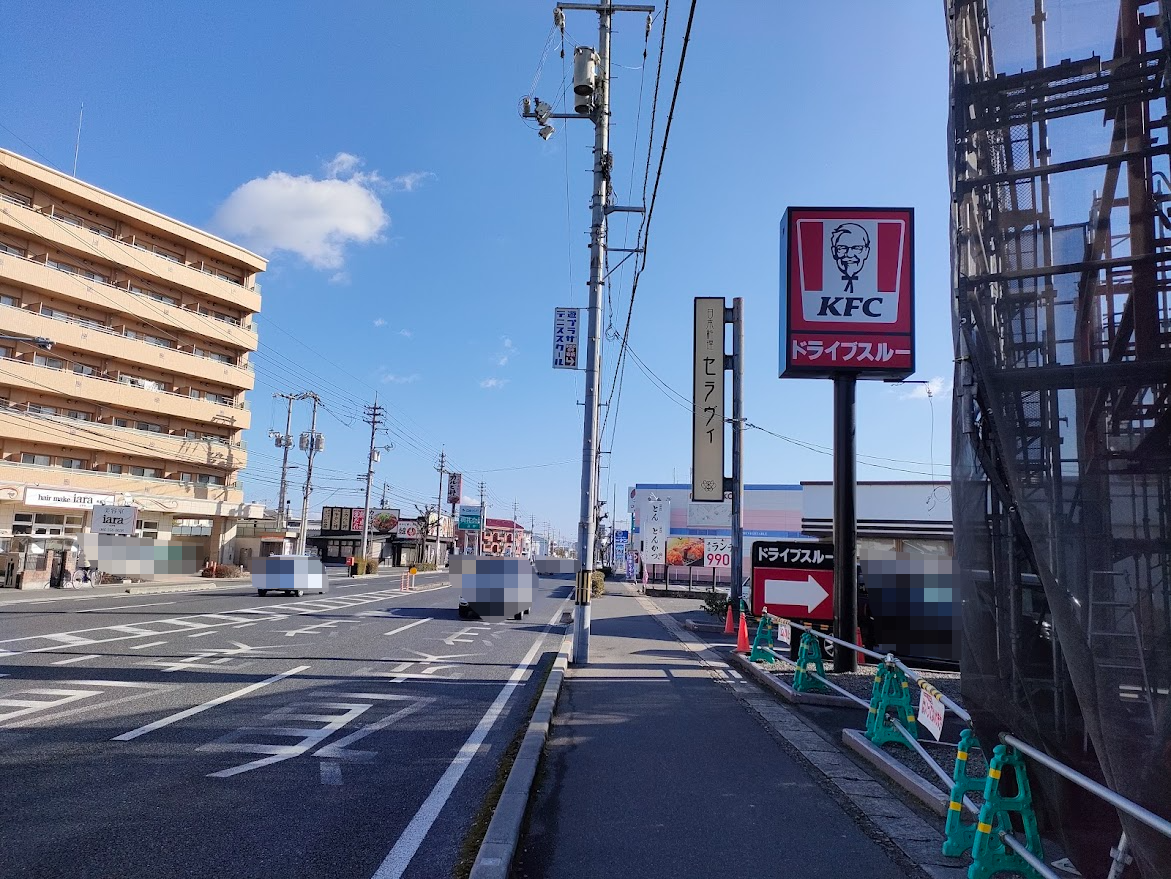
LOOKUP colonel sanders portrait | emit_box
[831,222,870,295]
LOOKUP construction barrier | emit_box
[399,572,416,592]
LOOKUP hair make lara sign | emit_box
[779,207,914,380]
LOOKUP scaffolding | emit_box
[948,1,1171,875]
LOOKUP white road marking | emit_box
[130,641,168,650]
[112,665,309,741]
[0,688,101,723]
[45,633,96,646]
[384,618,430,637]
[77,601,176,613]
[202,700,371,777]
[51,654,101,666]
[232,623,257,629]
[320,760,343,785]
[188,631,218,638]
[370,600,568,879]
[314,697,431,761]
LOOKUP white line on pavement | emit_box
[112,665,309,742]
[384,618,431,637]
[77,601,176,613]
[129,641,169,650]
[188,631,217,638]
[369,599,568,879]
[51,654,100,666]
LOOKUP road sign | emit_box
[779,207,914,380]
[457,504,481,530]
[751,540,834,620]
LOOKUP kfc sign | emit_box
[779,207,914,379]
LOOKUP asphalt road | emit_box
[0,571,573,879]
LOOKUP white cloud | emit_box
[480,377,509,390]
[382,373,420,385]
[390,171,436,192]
[324,152,362,178]
[493,336,516,367]
[462,495,478,504]
[373,318,387,327]
[328,271,350,285]
[398,329,413,338]
[897,376,950,400]
[212,153,390,270]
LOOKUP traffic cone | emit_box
[736,609,750,654]
[724,604,735,634]
[856,627,865,665]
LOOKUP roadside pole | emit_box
[434,450,447,566]
[360,395,384,562]
[271,393,296,531]
[729,297,745,619]
[295,393,321,556]
[832,375,859,673]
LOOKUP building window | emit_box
[181,473,224,486]
[27,404,58,416]
[0,346,12,359]
[172,518,211,537]
[0,242,26,257]
[138,421,162,433]
[20,453,52,466]
[107,463,124,474]
[73,363,100,377]
[136,520,160,539]
[0,294,18,307]
[13,512,83,536]
[0,190,32,207]
[59,457,86,470]
[65,410,94,422]
[33,354,66,370]
[129,466,161,478]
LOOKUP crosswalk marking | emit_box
[0,687,100,723]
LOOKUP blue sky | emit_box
[2,2,952,540]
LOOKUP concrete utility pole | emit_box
[478,480,487,555]
[295,393,322,556]
[270,393,296,530]
[359,395,385,561]
[434,450,447,567]
[512,500,520,556]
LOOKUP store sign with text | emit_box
[552,307,581,369]
[24,487,116,509]
[91,505,137,536]
[692,297,725,501]
[640,500,669,565]
[779,207,914,379]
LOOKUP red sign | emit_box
[750,540,835,621]
[752,568,834,621]
[779,207,914,380]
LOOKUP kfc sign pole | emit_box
[780,207,915,672]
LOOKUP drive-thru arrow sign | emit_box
[751,540,835,620]
[762,575,829,614]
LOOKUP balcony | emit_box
[0,357,252,430]
[0,459,245,511]
[0,245,258,352]
[0,199,261,313]
[0,302,255,391]
[0,409,248,471]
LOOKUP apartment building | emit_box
[0,147,265,585]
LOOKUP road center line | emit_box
[384,618,431,637]
[369,599,568,879]
[77,601,176,613]
[112,665,309,742]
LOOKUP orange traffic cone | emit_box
[724,604,735,635]
[736,610,750,654]
[856,627,866,665]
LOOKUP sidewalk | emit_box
[512,583,916,879]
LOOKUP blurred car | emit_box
[254,555,329,597]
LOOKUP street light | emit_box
[0,334,53,351]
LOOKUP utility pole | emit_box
[380,482,389,508]
[360,395,385,561]
[296,393,322,556]
[478,480,487,555]
[434,450,447,567]
[512,500,520,557]
[269,393,296,530]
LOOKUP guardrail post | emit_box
[969,743,1044,879]
[942,729,993,857]
[792,631,830,694]
[865,659,918,747]
[749,609,775,662]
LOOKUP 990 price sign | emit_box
[704,537,732,569]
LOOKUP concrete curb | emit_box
[843,729,950,816]
[468,628,572,879]
[729,651,860,708]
